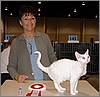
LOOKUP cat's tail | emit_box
[34,51,48,73]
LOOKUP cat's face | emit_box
[75,49,90,64]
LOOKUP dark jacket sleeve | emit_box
[7,39,18,79]
[42,33,57,64]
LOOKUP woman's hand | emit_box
[15,74,28,83]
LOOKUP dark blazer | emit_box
[7,32,57,80]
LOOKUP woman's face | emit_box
[19,13,36,33]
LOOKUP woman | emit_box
[7,5,57,83]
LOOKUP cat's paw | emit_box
[71,92,76,96]
[60,87,66,91]
[70,91,78,95]
[58,90,65,93]
[75,90,78,93]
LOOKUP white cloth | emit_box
[1,46,10,73]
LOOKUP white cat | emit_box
[34,49,90,95]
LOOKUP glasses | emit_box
[28,43,32,55]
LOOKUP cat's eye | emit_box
[82,57,85,59]
[88,56,90,58]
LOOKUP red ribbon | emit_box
[31,84,44,89]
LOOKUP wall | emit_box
[84,19,99,43]
[45,17,99,43]
[1,17,99,43]
[0,18,3,42]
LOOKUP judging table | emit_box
[1,80,99,96]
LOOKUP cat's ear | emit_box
[75,51,80,60]
[85,49,89,55]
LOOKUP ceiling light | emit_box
[82,2,85,6]
[5,7,8,10]
[38,2,41,4]
[10,13,13,15]
[38,8,41,12]
[73,9,77,13]
[95,15,98,18]
[38,13,40,16]
[68,14,71,17]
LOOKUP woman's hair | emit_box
[18,5,37,20]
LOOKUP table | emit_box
[1,80,99,96]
